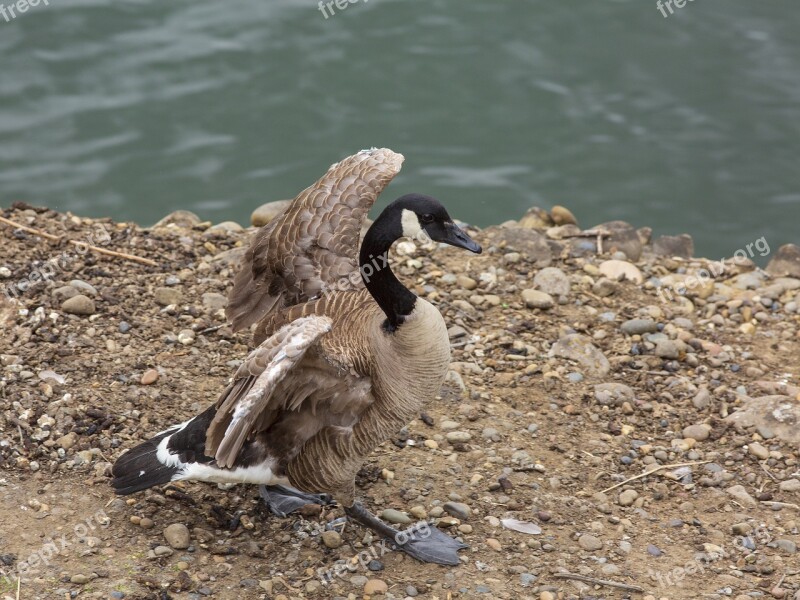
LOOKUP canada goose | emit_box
[111,148,481,565]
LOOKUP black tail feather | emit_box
[111,429,179,495]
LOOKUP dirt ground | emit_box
[1,203,799,600]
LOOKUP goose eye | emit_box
[420,214,434,224]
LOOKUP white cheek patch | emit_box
[401,209,431,242]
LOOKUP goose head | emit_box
[388,193,482,254]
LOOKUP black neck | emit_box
[359,213,417,332]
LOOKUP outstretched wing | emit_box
[226,148,404,331]
[205,316,333,467]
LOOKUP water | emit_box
[1,0,799,259]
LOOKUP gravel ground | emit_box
[1,202,799,600]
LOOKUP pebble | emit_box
[61,294,96,315]
[682,424,710,441]
[521,289,554,309]
[726,485,757,508]
[618,489,638,506]
[380,509,412,524]
[578,534,603,551]
[778,478,800,492]
[549,334,610,378]
[164,523,191,549]
[363,579,388,595]
[70,574,90,584]
[446,431,472,443]
[748,442,769,460]
[141,369,159,385]
[533,267,570,297]
[321,530,343,549]
[486,538,502,551]
[251,200,291,227]
[154,287,182,306]
[621,319,658,335]
[599,260,643,284]
[70,279,97,296]
[457,275,478,290]
[443,502,471,520]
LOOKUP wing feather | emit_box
[205,316,333,467]
[226,148,404,331]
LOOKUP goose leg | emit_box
[344,502,467,566]
[259,484,334,517]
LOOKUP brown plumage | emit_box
[112,148,480,564]
[226,148,404,332]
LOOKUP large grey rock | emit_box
[483,226,552,267]
[767,244,800,278]
[725,395,800,445]
[251,200,291,227]
[652,234,694,259]
[152,210,201,229]
[593,221,642,261]
[549,334,610,378]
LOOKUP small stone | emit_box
[551,205,577,226]
[748,442,769,460]
[62,295,96,315]
[618,489,638,506]
[549,334,610,378]
[774,539,797,554]
[363,579,388,595]
[55,432,78,450]
[486,538,502,551]
[682,424,710,442]
[693,389,711,409]
[164,523,191,549]
[446,431,472,443]
[592,277,617,297]
[726,485,757,508]
[521,289,554,309]
[443,502,471,520]
[70,574,90,584]
[154,287,181,306]
[732,523,752,535]
[578,534,603,551]
[251,200,291,227]
[321,530,343,549]
[456,275,478,290]
[779,478,800,493]
[141,369,159,385]
[69,280,98,296]
[178,329,196,345]
[139,518,154,530]
[620,319,658,335]
[533,267,570,297]
[52,285,79,303]
[380,509,412,524]
[202,292,228,313]
[598,260,643,284]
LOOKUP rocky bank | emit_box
[0,200,799,600]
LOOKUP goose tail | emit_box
[111,409,214,495]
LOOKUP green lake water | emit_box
[1,0,799,259]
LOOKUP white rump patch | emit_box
[177,460,287,486]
